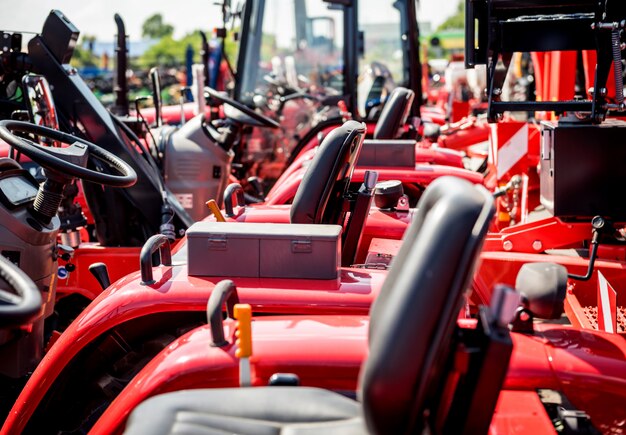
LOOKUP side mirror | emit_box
[149,67,163,127]
[516,262,568,320]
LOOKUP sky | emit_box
[0,0,460,42]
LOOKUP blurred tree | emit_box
[139,30,203,68]
[71,35,98,67]
[83,34,97,54]
[437,1,465,31]
[142,13,175,39]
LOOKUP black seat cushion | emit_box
[373,87,414,140]
[290,121,365,225]
[124,387,365,435]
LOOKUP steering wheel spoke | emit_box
[0,288,21,306]
[0,255,42,327]
[205,86,280,129]
[0,120,137,188]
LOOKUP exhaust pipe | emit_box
[113,13,129,116]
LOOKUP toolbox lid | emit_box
[186,222,342,240]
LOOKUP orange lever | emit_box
[206,199,226,222]
[234,304,252,358]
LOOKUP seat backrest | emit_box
[358,176,495,435]
[373,87,415,140]
[290,120,366,225]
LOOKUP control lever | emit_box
[89,262,111,290]
[234,304,253,387]
[247,176,265,200]
[568,216,606,281]
[160,202,176,241]
[342,170,379,266]
[489,284,521,329]
[206,199,226,222]
[363,170,378,192]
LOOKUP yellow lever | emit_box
[206,199,226,222]
[234,303,252,387]
[234,304,252,358]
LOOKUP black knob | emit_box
[268,373,300,386]
[89,262,111,291]
[247,176,265,199]
[374,180,404,209]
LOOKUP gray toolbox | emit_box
[187,222,342,279]
[357,139,416,168]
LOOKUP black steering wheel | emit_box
[205,86,280,129]
[0,120,137,187]
[0,255,41,328]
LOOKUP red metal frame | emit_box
[1,261,390,433]
[266,164,484,206]
[489,391,556,435]
[437,116,490,155]
[269,145,466,200]
[84,317,626,435]
[13,37,626,434]
[57,244,148,300]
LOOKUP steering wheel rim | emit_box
[0,255,42,328]
[0,120,137,187]
[205,86,280,129]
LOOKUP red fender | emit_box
[88,318,626,434]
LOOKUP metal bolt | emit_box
[532,240,543,251]
[503,240,513,251]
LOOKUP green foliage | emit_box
[139,31,204,68]
[437,1,465,31]
[70,35,98,68]
[142,13,175,39]
[260,34,277,61]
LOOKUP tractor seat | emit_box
[124,387,364,435]
[373,87,414,140]
[290,120,365,225]
[124,176,496,435]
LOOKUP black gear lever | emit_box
[89,263,111,291]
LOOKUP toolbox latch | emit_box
[291,240,312,253]
[207,236,228,250]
